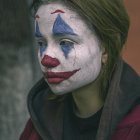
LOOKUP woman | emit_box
[20,0,140,140]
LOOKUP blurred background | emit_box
[0,0,139,140]
[123,0,140,74]
[0,0,41,140]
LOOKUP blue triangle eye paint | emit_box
[60,41,74,58]
[53,14,76,35]
[61,45,73,58]
[37,41,47,57]
[35,21,42,37]
[40,45,47,57]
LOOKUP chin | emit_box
[47,81,84,95]
[46,74,99,95]
[49,85,72,95]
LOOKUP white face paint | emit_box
[35,3,103,95]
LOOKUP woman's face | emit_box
[35,3,104,95]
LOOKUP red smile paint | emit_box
[43,69,80,84]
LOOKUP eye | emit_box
[36,39,47,56]
[38,41,43,46]
[60,39,74,58]
[60,39,74,48]
[37,40,47,48]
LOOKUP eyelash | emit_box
[59,39,75,46]
[36,38,77,49]
[36,39,47,47]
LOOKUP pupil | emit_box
[61,41,66,45]
[38,42,43,46]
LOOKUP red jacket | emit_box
[20,104,140,140]
[112,104,140,140]
[19,60,140,140]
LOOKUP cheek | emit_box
[38,51,43,69]
[73,45,100,65]
[38,49,42,61]
[74,44,102,75]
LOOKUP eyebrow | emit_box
[53,32,78,36]
[35,15,40,19]
[53,32,78,38]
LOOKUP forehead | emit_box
[36,3,77,20]
[36,3,90,34]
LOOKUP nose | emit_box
[41,55,60,68]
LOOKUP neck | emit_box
[72,76,104,118]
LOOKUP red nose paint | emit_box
[41,55,60,68]
[51,9,65,14]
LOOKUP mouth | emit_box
[43,68,80,84]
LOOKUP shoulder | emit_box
[112,104,140,140]
[120,61,140,87]
[19,119,41,140]
[118,104,140,128]
[120,61,140,88]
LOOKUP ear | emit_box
[101,48,108,64]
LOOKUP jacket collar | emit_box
[96,59,140,140]
[28,58,140,140]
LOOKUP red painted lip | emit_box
[43,69,80,84]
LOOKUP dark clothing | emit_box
[63,95,102,140]
[20,59,140,140]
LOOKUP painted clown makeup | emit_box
[35,3,103,95]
